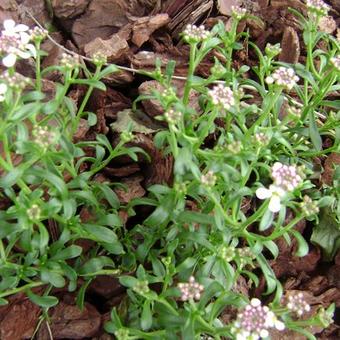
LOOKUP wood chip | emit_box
[279,26,300,64]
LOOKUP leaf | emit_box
[111,109,162,134]
[141,300,152,331]
[10,102,41,121]
[41,269,65,288]
[311,208,340,260]
[26,290,58,308]
[96,183,120,209]
[51,245,82,261]
[119,275,138,288]
[79,256,115,275]
[98,64,119,78]
[83,224,117,243]
[309,111,322,151]
[290,229,309,257]
[0,168,24,189]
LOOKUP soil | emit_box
[0,0,339,339]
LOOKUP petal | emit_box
[269,195,281,213]
[3,19,15,31]
[20,32,31,44]
[256,187,272,199]
[0,83,7,94]
[15,24,29,32]
[17,50,31,59]
[2,54,17,67]
[25,44,37,57]
[275,320,285,331]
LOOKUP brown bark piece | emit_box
[279,26,300,64]
[131,14,170,47]
[51,0,91,19]
[72,0,130,48]
[0,295,41,340]
[138,80,200,118]
[89,275,124,299]
[114,175,146,203]
[84,34,129,64]
[40,302,101,339]
[322,153,340,186]
[216,0,239,16]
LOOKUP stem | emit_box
[35,41,42,92]
[183,43,196,105]
[0,281,44,298]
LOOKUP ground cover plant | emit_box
[0,0,339,339]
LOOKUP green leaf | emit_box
[83,224,117,243]
[0,297,8,305]
[97,183,120,209]
[141,300,152,331]
[309,111,322,151]
[259,209,274,231]
[290,229,309,257]
[79,256,114,275]
[0,168,24,189]
[51,245,82,261]
[26,290,58,308]
[76,279,92,310]
[311,208,340,260]
[10,102,41,121]
[41,269,66,288]
[119,275,138,288]
[98,64,119,78]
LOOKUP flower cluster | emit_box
[256,162,304,212]
[0,70,30,91]
[114,328,129,340]
[29,26,48,42]
[271,162,303,192]
[265,43,282,58]
[306,0,330,16]
[208,84,235,110]
[164,109,182,125]
[231,298,285,340]
[60,53,79,69]
[231,5,247,20]
[254,132,270,145]
[92,51,107,66]
[33,126,58,150]
[27,204,41,221]
[318,16,337,34]
[287,105,302,118]
[132,280,150,295]
[0,19,35,67]
[178,276,204,301]
[330,55,340,71]
[300,195,319,217]
[201,170,217,187]
[266,67,299,90]
[286,292,311,316]
[219,245,236,262]
[183,24,210,43]
[227,140,242,154]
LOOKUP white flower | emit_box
[256,185,286,213]
[0,83,7,101]
[266,67,299,90]
[178,276,204,301]
[2,19,29,40]
[208,84,235,110]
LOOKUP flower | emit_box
[256,184,286,213]
[254,132,270,145]
[60,53,79,69]
[0,20,36,67]
[219,245,236,262]
[164,109,182,125]
[2,19,29,40]
[318,16,337,34]
[208,84,235,110]
[33,126,58,150]
[231,298,285,340]
[231,5,247,20]
[27,204,41,220]
[265,43,282,57]
[306,0,330,16]
[0,70,30,91]
[0,83,8,101]
[132,280,150,295]
[266,67,299,90]
[330,55,340,71]
[300,195,319,216]
[201,170,217,187]
[178,276,204,301]
[183,24,210,43]
[29,26,48,42]
[286,292,311,316]
[114,328,129,340]
[271,162,303,192]
[227,140,242,154]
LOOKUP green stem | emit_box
[35,42,42,92]
[183,43,197,105]
[0,281,44,298]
